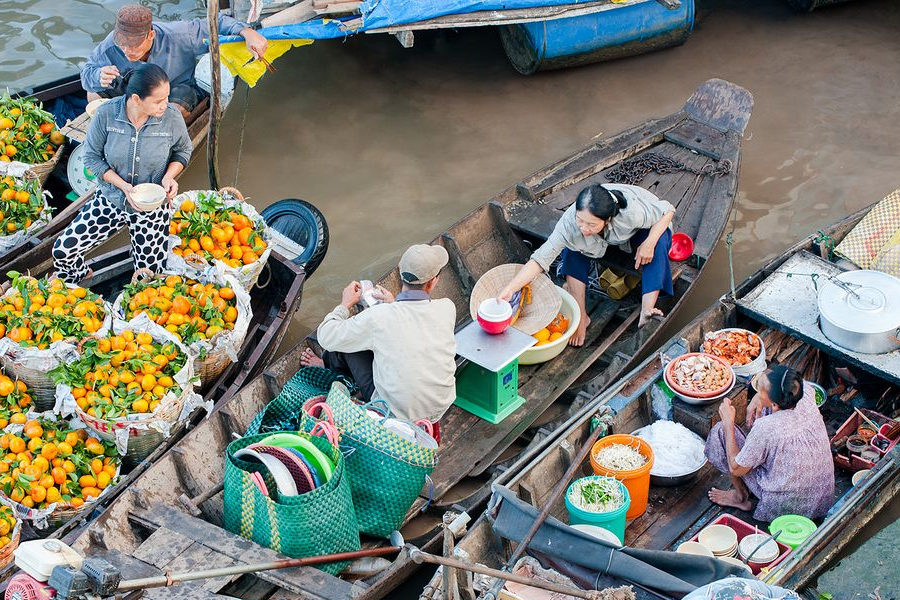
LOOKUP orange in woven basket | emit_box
[170,189,268,268]
[0,416,120,513]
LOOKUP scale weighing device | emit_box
[453,321,536,424]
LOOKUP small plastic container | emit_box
[769,514,816,549]
[590,434,654,520]
[565,476,631,546]
[130,183,167,212]
[476,298,513,335]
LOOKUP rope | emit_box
[233,83,251,187]
[605,152,733,186]
[814,229,836,261]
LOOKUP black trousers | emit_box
[322,350,376,402]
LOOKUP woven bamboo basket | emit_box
[74,390,187,468]
[170,187,272,292]
[0,278,109,411]
[0,515,21,567]
[117,269,246,390]
[27,143,64,185]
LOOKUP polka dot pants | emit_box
[52,190,171,284]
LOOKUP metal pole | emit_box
[206,0,221,190]
[116,546,401,591]
[484,418,608,600]
[409,549,605,600]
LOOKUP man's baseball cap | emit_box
[399,244,449,285]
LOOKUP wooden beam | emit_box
[261,0,316,27]
[440,233,477,297]
[394,30,414,48]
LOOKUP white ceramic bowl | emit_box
[852,469,871,486]
[519,286,580,365]
[676,541,714,557]
[130,183,167,212]
[85,98,109,117]
[571,524,622,547]
[698,524,739,555]
[738,534,779,562]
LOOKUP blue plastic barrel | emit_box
[565,476,631,545]
[500,0,695,75]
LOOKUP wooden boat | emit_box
[787,0,857,12]
[421,202,900,599]
[500,0,694,75]
[0,245,305,582]
[39,79,752,600]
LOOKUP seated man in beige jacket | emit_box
[300,244,457,436]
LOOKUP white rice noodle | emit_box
[636,420,706,477]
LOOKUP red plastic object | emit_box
[664,353,735,398]
[831,409,895,472]
[476,299,513,335]
[689,514,792,575]
[668,232,694,261]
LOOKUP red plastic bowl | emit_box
[669,232,694,261]
[477,299,513,335]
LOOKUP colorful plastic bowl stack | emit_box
[234,434,336,498]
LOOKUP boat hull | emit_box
[501,0,695,75]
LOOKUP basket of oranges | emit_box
[0,274,109,411]
[168,188,271,291]
[114,270,252,387]
[50,325,202,465]
[0,416,120,531]
[0,93,65,184]
[0,165,52,253]
[0,499,21,567]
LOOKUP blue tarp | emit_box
[221,0,600,42]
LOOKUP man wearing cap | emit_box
[81,5,268,119]
[302,245,458,433]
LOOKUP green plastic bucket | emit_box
[565,476,631,545]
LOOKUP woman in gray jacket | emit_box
[53,63,191,284]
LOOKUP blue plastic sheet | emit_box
[221,0,598,42]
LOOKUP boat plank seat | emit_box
[128,504,365,600]
[663,119,728,160]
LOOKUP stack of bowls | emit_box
[738,533,781,570]
[675,541,713,557]
[698,524,739,558]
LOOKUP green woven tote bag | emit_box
[223,431,360,575]
[246,366,353,436]
[325,382,437,538]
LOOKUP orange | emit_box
[242,251,258,265]
[549,332,563,342]
[8,437,24,454]
[533,328,551,343]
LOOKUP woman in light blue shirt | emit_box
[500,184,675,344]
[53,64,191,284]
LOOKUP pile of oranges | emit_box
[0,175,45,236]
[0,374,31,430]
[0,504,17,548]
[121,275,238,344]
[49,330,187,420]
[0,93,65,164]
[170,191,268,268]
[0,274,105,350]
[532,313,570,346]
[0,417,119,510]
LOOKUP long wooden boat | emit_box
[39,79,752,600]
[0,245,305,583]
[421,201,900,599]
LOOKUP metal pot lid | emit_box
[818,270,900,333]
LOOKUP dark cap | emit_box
[115,5,153,47]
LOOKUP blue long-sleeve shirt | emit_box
[83,96,192,211]
[81,15,248,93]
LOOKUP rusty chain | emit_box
[605,152,733,186]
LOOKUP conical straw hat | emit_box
[469,264,562,335]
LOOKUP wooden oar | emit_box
[408,548,616,600]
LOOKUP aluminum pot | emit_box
[818,270,900,354]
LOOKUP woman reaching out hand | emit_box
[498,183,676,345]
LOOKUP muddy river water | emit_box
[5,0,900,593]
